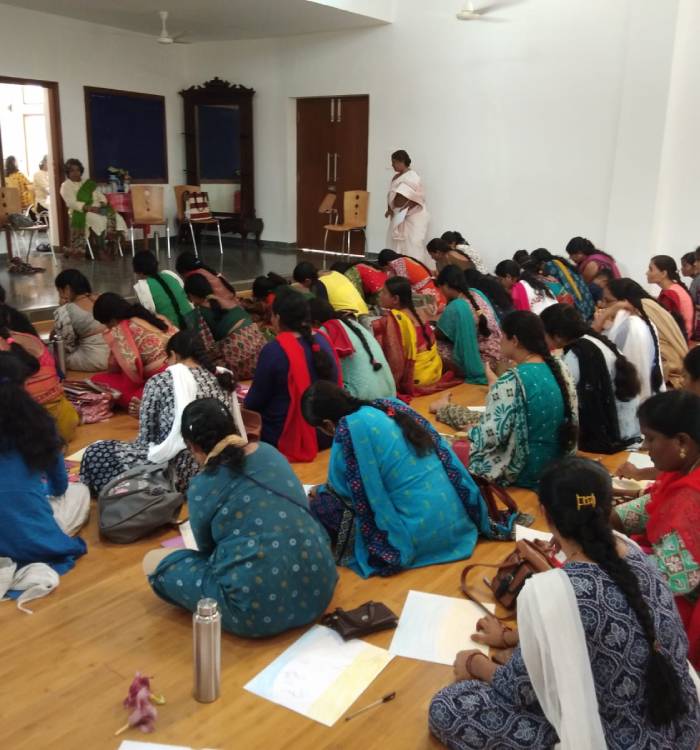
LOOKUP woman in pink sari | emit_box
[565,236,621,284]
[91,293,178,413]
[647,255,695,340]
[386,150,431,266]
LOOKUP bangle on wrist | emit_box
[465,652,489,679]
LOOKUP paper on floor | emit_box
[245,624,393,726]
[626,452,655,470]
[65,446,87,463]
[118,742,194,750]
[389,590,494,665]
[303,484,315,495]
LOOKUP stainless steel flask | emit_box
[193,597,221,703]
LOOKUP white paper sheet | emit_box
[389,590,495,665]
[627,452,655,470]
[65,446,87,462]
[515,525,566,564]
[303,484,315,496]
[245,625,393,726]
[391,206,408,228]
[118,743,194,750]
[179,520,199,551]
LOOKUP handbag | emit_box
[321,601,398,641]
[63,380,116,424]
[98,464,184,543]
[460,538,557,614]
[471,474,519,539]
[186,192,212,221]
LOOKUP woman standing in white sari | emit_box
[386,150,431,266]
[429,456,700,750]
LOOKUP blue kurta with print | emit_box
[149,442,338,637]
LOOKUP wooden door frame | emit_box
[0,75,67,249]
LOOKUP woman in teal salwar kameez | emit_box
[441,311,578,489]
[147,398,337,638]
[302,381,513,579]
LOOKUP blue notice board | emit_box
[85,87,168,182]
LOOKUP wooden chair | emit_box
[323,190,369,255]
[130,185,170,258]
[318,192,338,250]
[173,184,223,257]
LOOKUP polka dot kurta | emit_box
[149,442,338,637]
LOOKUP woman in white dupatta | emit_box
[386,150,431,266]
[429,457,700,750]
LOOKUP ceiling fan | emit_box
[456,1,521,21]
[156,10,189,44]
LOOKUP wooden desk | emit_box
[0,383,628,750]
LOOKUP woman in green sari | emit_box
[59,158,127,258]
[184,273,265,380]
[435,266,488,384]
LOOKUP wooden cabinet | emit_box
[297,95,369,252]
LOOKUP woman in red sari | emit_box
[175,251,240,310]
[377,248,445,319]
[646,255,695,341]
[91,293,177,413]
[613,390,700,668]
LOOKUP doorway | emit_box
[296,95,369,252]
[0,76,66,254]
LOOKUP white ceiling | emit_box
[0,0,393,41]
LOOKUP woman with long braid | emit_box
[495,259,557,315]
[436,265,501,378]
[372,277,453,396]
[81,330,243,494]
[594,278,681,394]
[244,290,339,462]
[647,255,695,340]
[430,456,700,750]
[308,297,396,400]
[377,248,446,318]
[132,251,192,329]
[435,311,578,489]
[541,303,641,452]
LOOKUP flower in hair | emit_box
[386,406,396,417]
[311,343,321,352]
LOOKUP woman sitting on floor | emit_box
[614,391,700,668]
[427,237,477,274]
[647,255,695,341]
[429,456,700,750]
[302,381,493,578]
[175,251,240,309]
[243,290,339,462]
[81,330,244,495]
[463,268,515,322]
[593,278,675,397]
[308,297,396,401]
[0,328,79,443]
[144,397,337,637]
[132,251,192,330]
[541,303,641,453]
[495,259,558,315]
[436,265,501,381]
[435,311,578,489]
[91,293,178,413]
[373,277,453,397]
[59,158,127,258]
[530,247,596,320]
[377,248,446,319]
[685,347,700,397]
[241,272,291,340]
[291,262,330,300]
[335,260,388,309]
[566,235,622,285]
[53,269,109,372]
[0,352,88,577]
[294,263,370,319]
[184,274,266,381]
[440,231,488,274]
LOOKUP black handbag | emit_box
[321,601,398,641]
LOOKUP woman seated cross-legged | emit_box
[433,311,578,489]
[0,352,88,576]
[429,456,700,750]
[53,269,110,372]
[308,297,396,401]
[132,250,192,330]
[144,398,338,638]
[372,276,454,397]
[81,330,244,495]
[613,391,700,669]
[243,289,339,463]
[301,381,496,578]
[91,293,178,413]
[184,273,266,381]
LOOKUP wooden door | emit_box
[296,95,368,252]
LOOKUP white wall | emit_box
[184,0,690,282]
[0,3,187,223]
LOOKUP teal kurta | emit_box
[149,442,338,637]
[437,298,487,384]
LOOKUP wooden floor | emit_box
[0,381,628,750]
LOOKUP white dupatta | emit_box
[518,568,607,750]
[147,363,248,464]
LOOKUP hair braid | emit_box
[343,317,383,372]
[583,328,640,401]
[634,305,663,393]
[542,353,578,451]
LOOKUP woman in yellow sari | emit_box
[372,277,454,397]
